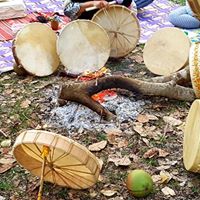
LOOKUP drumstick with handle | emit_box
[85,0,123,11]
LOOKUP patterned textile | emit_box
[138,0,179,43]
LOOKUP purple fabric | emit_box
[138,0,179,43]
[0,0,179,73]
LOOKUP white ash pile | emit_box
[48,92,146,132]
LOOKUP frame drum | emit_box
[57,20,110,76]
[92,5,140,58]
[13,23,60,77]
[13,130,100,189]
[143,27,190,76]
[183,100,200,173]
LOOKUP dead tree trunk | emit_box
[58,67,195,120]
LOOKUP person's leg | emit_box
[134,0,154,9]
[169,6,200,29]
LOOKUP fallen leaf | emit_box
[0,157,16,165]
[118,139,128,148]
[160,171,172,184]
[142,138,150,146]
[104,128,122,135]
[0,164,13,173]
[158,149,169,157]
[88,140,107,151]
[136,114,149,123]
[97,158,104,170]
[143,148,169,159]
[161,186,175,196]
[1,139,11,147]
[163,116,182,126]
[100,189,117,197]
[90,191,98,198]
[146,114,159,121]
[151,175,161,183]
[106,128,122,145]
[143,147,159,158]
[108,156,131,166]
[0,196,6,200]
[133,123,146,137]
[20,99,31,108]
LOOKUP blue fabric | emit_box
[169,6,200,29]
[134,0,154,9]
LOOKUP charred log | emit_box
[59,70,195,120]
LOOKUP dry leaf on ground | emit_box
[0,163,14,173]
[20,99,31,108]
[88,141,107,151]
[160,171,172,184]
[100,189,117,197]
[118,139,128,148]
[0,139,11,147]
[108,156,131,166]
[163,116,182,126]
[161,186,176,196]
[143,147,169,159]
[136,114,150,123]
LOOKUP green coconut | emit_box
[126,169,153,198]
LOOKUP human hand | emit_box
[92,1,109,9]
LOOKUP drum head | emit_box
[143,27,190,76]
[13,23,60,77]
[189,43,200,98]
[13,130,100,189]
[57,20,110,75]
[183,100,200,173]
[92,5,140,58]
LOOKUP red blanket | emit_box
[0,13,70,41]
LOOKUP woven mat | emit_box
[138,0,179,43]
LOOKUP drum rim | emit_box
[12,22,60,77]
[57,19,110,76]
[189,43,200,98]
[92,5,140,58]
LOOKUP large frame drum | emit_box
[143,27,190,76]
[13,23,60,77]
[57,19,110,76]
[92,5,140,58]
[13,130,101,189]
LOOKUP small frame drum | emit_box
[183,100,200,173]
[57,19,110,76]
[189,43,200,98]
[143,27,191,76]
[12,23,60,77]
[13,130,100,189]
[92,5,140,58]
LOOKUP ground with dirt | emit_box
[1,44,200,200]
